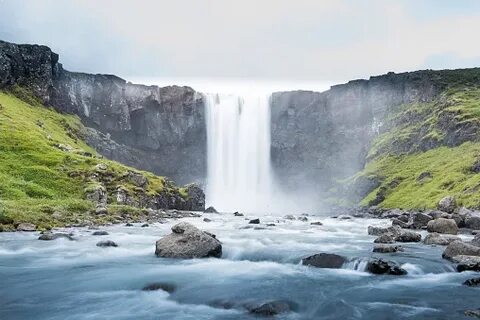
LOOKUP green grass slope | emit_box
[0,88,187,231]
[353,86,480,209]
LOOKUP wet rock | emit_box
[411,212,433,229]
[284,215,296,220]
[373,244,404,253]
[266,223,276,227]
[155,222,222,258]
[395,230,421,243]
[142,282,176,293]
[452,255,480,272]
[465,309,480,318]
[437,196,456,213]
[423,233,461,246]
[125,223,134,227]
[310,221,323,226]
[367,225,401,237]
[463,277,480,287]
[301,253,347,268]
[204,206,218,213]
[16,223,36,232]
[247,300,293,317]
[465,212,480,230]
[38,232,73,241]
[443,241,480,260]
[233,212,244,216]
[391,218,411,229]
[249,218,260,224]
[337,214,353,220]
[427,210,449,219]
[298,216,308,222]
[84,185,107,206]
[92,231,109,236]
[125,170,148,188]
[374,234,396,244]
[141,223,149,227]
[366,258,407,275]
[203,218,212,222]
[427,218,458,235]
[96,240,118,247]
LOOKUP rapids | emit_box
[0,214,477,320]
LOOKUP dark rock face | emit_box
[96,240,118,247]
[247,301,293,317]
[301,253,347,268]
[463,277,480,287]
[270,71,448,200]
[38,232,73,241]
[142,282,176,293]
[366,258,407,275]
[0,40,206,186]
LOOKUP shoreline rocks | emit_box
[442,241,480,260]
[155,222,222,259]
[96,240,118,247]
[423,233,461,246]
[366,258,407,275]
[427,218,458,235]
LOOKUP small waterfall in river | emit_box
[205,93,273,213]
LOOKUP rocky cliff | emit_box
[0,40,206,185]
[271,69,480,205]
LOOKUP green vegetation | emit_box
[0,88,186,231]
[353,85,480,209]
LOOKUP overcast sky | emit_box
[1,0,480,85]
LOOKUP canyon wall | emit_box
[3,39,480,207]
[0,40,206,185]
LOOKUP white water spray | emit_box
[205,93,274,213]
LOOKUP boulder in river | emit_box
[367,225,401,237]
[142,282,176,293]
[249,218,260,224]
[16,223,36,231]
[465,212,480,230]
[373,244,404,253]
[247,300,293,317]
[451,255,480,272]
[411,212,433,229]
[443,241,480,260]
[427,218,458,235]
[38,232,73,241]
[374,233,396,244]
[92,231,109,236]
[395,230,421,242]
[204,206,218,213]
[463,277,480,287]
[96,240,118,247]
[302,253,347,268]
[464,309,480,318]
[423,233,461,246]
[310,221,323,226]
[437,196,456,213]
[233,212,244,216]
[366,258,407,275]
[155,222,222,259]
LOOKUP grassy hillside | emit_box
[0,87,188,231]
[352,86,480,209]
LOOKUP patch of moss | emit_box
[0,89,191,228]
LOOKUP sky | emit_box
[1,0,480,88]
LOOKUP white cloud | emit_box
[1,0,479,82]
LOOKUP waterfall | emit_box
[205,93,273,213]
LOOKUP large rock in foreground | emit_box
[155,222,222,259]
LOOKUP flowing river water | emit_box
[0,214,477,320]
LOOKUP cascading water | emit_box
[205,93,274,213]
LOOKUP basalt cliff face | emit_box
[271,69,480,204]
[3,39,480,209]
[0,40,206,185]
